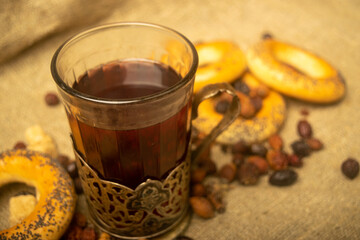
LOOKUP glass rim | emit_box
[50,21,198,105]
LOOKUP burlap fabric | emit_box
[1,0,360,239]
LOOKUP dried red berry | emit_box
[232,153,245,167]
[247,155,269,174]
[58,154,70,168]
[231,140,249,154]
[219,163,237,182]
[45,92,60,106]
[297,120,312,138]
[80,227,96,240]
[266,149,288,170]
[341,158,359,179]
[74,178,83,194]
[233,81,250,95]
[215,99,230,114]
[250,143,268,158]
[268,134,283,151]
[288,154,303,167]
[291,140,311,157]
[198,159,217,175]
[306,138,324,151]
[13,141,27,150]
[262,32,273,40]
[74,212,87,228]
[67,161,79,179]
[191,168,207,183]
[238,162,260,185]
[191,183,207,197]
[269,169,298,186]
[189,196,214,219]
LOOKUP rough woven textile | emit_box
[0,0,360,239]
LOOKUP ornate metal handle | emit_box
[191,82,241,162]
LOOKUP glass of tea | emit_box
[51,22,240,239]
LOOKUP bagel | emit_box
[0,150,76,239]
[193,72,286,145]
[194,41,247,93]
[246,39,345,103]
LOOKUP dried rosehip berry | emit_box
[291,140,311,157]
[74,212,87,228]
[198,159,217,175]
[287,154,303,167]
[232,153,245,167]
[266,149,288,170]
[247,155,269,174]
[300,108,309,116]
[297,120,312,138]
[219,163,237,182]
[250,96,263,112]
[13,141,27,150]
[233,81,250,95]
[306,138,324,151]
[189,196,214,219]
[268,134,283,151]
[250,143,268,158]
[240,100,256,119]
[231,140,249,154]
[269,169,298,186]
[262,32,273,40]
[191,168,207,183]
[74,178,83,194]
[238,162,260,185]
[191,183,207,197]
[256,85,269,98]
[341,158,359,179]
[58,154,70,168]
[67,161,79,179]
[80,227,96,240]
[45,92,60,106]
[215,99,230,114]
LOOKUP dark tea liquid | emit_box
[68,60,191,189]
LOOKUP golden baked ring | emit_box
[193,72,286,145]
[194,41,247,93]
[0,150,76,239]
[246,39,345,103]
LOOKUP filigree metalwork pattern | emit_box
[74,150,190,238]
